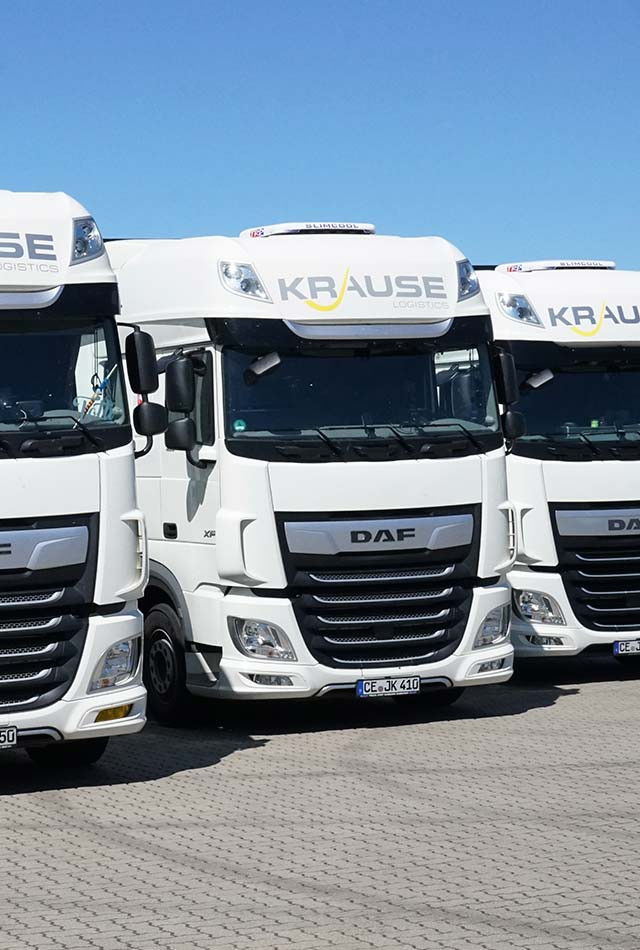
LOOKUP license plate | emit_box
[357,676,420,698]
[0,726,17,749]
[614,640,640,655]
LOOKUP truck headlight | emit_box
[514,589,565,625]
[496,292,543,327]
[474,604,511,648]
[71,216,104,264]
[219,261,271,302]
[90,637,141,691]
[229,618,297,661]
[457,259,480,300]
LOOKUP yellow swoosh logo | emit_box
[305,267,350,312]
[570,301,606,337]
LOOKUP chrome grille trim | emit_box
[333,650,438,665]
[576,553,640,563]
[0,642,58,658]
[0,617,61,633]
[0,668,51,684]
[309,566,454,584]
[0,590,63,608]
[312,588,453,605]
[325,630,446,646]
[0,694,39,707]
[317,608,450,625]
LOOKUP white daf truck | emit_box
[480,260,640,662]
[0,191,166,766]
[107,222,523,722]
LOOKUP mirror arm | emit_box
[187,450,214,470]
[135,436,153,460]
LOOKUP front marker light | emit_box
[496,291,543,327]
[473,604,511,648]
[71,216,104,264]
[90,637,141,691]
[229,618,297,661]
[457,259,480,300]
[219,261,272,302]
[514,590,565,625]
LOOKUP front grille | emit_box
[0,590,63,608]
[0,613,87,711]
[273,505,481,669]
[553,510,640,631]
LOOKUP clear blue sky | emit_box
[4,0,639,265]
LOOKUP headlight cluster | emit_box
[219,261,271,301]
[229,618,297,661]
[457,259,480,300]
[90,637,141,691]
[72,216,104,264]
[474,604,511,648]
[496,292,543,327]
[513,590,565,625]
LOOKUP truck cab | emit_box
[108,222,519,721]
[0,191,164,766]
[480,259,640,661]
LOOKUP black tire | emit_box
[144,603,191,724]
[394,687,465,707]
[27,737,109,768]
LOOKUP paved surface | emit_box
[1,656,640,950]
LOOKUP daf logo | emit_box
[350,527,417,544]
[608,518,640,532]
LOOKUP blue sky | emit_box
[3,0,639,265]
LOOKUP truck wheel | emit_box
[144,603,191,724]
[27,737,109,768]
[394,687,465,707]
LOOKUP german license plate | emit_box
[357,676,420,698]
[0,726,17,749]
[614,640,640,655]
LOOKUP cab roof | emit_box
[479,263,640,345]
[107,230,488,332]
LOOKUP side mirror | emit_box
[165,417,197,452]
[495,349,520,406]
[166,357,195,414]
[133,401,167,437]
[126,330,159,395]
[503,409,526,442]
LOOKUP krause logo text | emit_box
[549,302,640,338]
[278,268,447,313]
[0,233,59,275]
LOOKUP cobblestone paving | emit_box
[1,655,640,950]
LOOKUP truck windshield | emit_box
[0,315,129,452]
[510,341,640,458]
[223,342,500,461]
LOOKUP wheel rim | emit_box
[148,630,176,697]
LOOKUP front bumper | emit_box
[0,609,146,744]
[509,568,637,657]
[185,583,514,700]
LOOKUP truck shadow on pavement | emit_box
[1,654,631,793]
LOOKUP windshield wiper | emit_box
[416,421,484,452]
[313,427,343,456]
[20,415,103,450]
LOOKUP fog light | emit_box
[473,658,505,675]
[526,634,564,647]
[249,674,294,687]
[95,704,133,723]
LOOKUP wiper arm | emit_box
[420,421,484,451]
[22,415,103,450]
[313,427,343,457]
